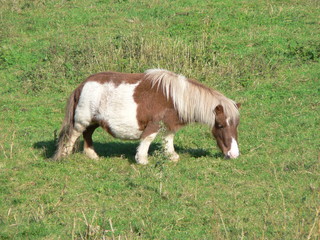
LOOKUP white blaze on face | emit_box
[227,137,239,159]
[225,117,239,158]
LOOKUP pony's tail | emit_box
[52,86,82,161]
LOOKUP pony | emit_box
[53,69,240,164]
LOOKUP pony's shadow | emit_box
[175,146,213,158]
[34,140,212,163]
[34,140,141,163]
[34,140,56,159]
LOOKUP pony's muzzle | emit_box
[225,152,240,159]
[226,138,239,159]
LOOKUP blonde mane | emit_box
[145,69,239,127]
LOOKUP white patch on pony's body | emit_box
[75,81,143,140]
[74,81,102,131]
[227,138,239,159]
[99,81,142,139]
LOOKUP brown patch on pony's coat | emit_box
[94,119,117,138]
[144,69,239,127]
[133,77,184,136]
[83,124,99,149]
[85,72,144,86]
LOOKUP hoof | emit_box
[135,154,148,165]
[84,148,99,160]
[169,152,180,162]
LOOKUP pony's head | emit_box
[211,104,240,159]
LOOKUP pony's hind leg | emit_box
[62,129,82,158]
[164,132,179,162]
[83,124,99,159]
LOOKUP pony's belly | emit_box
[108,123,142,140]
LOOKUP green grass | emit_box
[0,0,319,239]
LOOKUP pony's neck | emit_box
[145,69,239,127]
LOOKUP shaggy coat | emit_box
[53,69,240,164]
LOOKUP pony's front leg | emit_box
[135,132,158,165]
[164,132,179,162]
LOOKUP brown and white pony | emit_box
[53,69,240,164]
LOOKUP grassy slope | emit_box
[0,0,319,239]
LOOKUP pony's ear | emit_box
[236,103,241,109]
[214,105,224,115]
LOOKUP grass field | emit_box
[0,0,319,239]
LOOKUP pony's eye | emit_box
[216,124,223,129]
